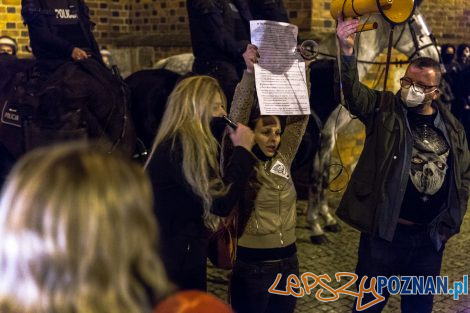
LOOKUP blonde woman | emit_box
[0,143,170,313]
[145,75,255,291]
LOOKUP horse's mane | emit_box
[125,69,181,150]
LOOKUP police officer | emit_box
[21,0,103,76]
[249,0,289,23]
[0,36,18,56]
[100,48,113,68]
[187,0,252,107]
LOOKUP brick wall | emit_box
[0,0,29,55]
[419,0,470,45]
[87,0,130,46]
[132,0,469,60]
[1,0,468,59]
[0,0,131,56]
[310,0,335,32]
[130,0,187,33]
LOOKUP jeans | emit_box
[230,253,299,313]
[353,224,445,313]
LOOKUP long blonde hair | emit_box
[0,142,170,313]
[145,76,228,228]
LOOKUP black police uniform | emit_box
[249,0,289,22]
[21,0,103,75]
[187,0,252,107]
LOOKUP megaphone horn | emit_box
[330,0,415,26]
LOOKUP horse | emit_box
[125,68,181,152]
[0,57,136,184]
[302,8,441,242]
[153,53,194,76]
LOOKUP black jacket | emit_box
[336,56,470,251]
[22,0,101,62]
[250,0,289,22]
[187,0,252,65]
[147,137,255,289]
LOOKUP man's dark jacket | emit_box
[336,56,470,251]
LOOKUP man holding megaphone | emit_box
[335,16,470,313]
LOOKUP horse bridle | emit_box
[405,15,441,62]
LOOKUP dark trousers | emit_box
[353,224,444,313]
[162,235,208,291]
[193,59,241,110]
[230,253,299,313]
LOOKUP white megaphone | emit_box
[330,0,415,32]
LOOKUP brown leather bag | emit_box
[207,213,237,270]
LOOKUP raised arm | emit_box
[336,16,383,122]
[278,114,308,165]
[228,44,258,124]
[230,44,308,164]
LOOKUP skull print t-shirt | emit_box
[399,110,450,224]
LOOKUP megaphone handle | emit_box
[356,22,378,33]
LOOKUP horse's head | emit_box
[396,11,440,62]
[351,9,439,91]
[357,9,439,63]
